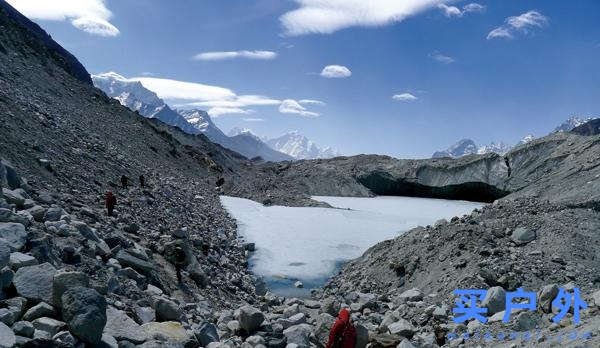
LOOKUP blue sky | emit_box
[8,0,600,158]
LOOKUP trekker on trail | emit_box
[105,191,116,216]
[121,175,129,189]
[325,308,357,348]
[139,174,145,188]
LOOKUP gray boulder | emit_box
[0,159,20,190]
[0,239,9,269]
[61,286,107,344]
[236,305,265,333]
[195,322,219,346]
[43,207,65,222]
[283,324,312,348]
[133,306,156,325]
[2,189,25,208]
[9,252,38,270]
[397,288,423,303]
[388,319,416,338]
[103,307,147,344]
[31,317,66,336]
[52,270,89,308]
[13,263,57,303]
[0,222,27,251]
[116,250,154,275]
[511,227,536,245]
[12,320,35,338]
[313,313,334,344]
[482,286,506,315]
[0,322,16,347]
[155,298,181,321]
[22,302,55,321]
[26,206,46,222]
[538,284,558,314]
[356,323,369,348]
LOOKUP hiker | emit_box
[325,308,357,348]
[105,191,116,216]
[173,246,187,283]
[139,174,145,188]
[121,175,129,189]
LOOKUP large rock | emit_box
[511,227,536,245]
[141,321,189,343]
[26,206,46,222]
[482,286,506,315]
[2,189,25,208]
[22,302,55,321]
[104,307,148,344]
[0,222,27,251]
[116,250,154,275]
[155,298,182,321]
[61,286,107,344]
[12,320,34,338]
[356,323,369,348]
[195,322,219,346]
[9,252,38,270]
[236,305,265,333]
[134,306,156,325]
[43,207,65,222]
[13,263,57,303]
[538,284,559,313]
[0,239,9,269]
[388,319,415,338]
[283,324,312,348]
[313,313,334,345]
[0,322,16,347]
[396,288,423,303]
[52,270,89,308]
[0,160,20,190]
[32,317,66,336]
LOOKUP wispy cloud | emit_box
[392,93,418,102]
[243,118,265,122]
[320,65,352,78]
[6,0,119,36]
[208,108,253,117]
[438,3,485,18]
[299,99,326,106]
[132,77,236,101]
[192,50,277,61]
[428,51,456,64]
[279,99,320,118]
[487,10,548,40]
[280,0,449,36]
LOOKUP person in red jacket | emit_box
[326,308,357,348]
[105,191,116,216]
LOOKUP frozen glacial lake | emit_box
[220,195,483,297]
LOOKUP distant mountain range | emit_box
[432,116,596,159]
[228,128,341,160]
[92,72,339,162]
[92,72,291,162]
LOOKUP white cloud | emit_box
[243,118,265,122]
[438,3,485,18]
[6,0,120,36]
[279,99,320,118]
[392,93,418,102]
[299,99,326,106]
[438,4,462,18]
[131,77,236,101]
[280,0,449,36]
[487,10,548,40]
[320,65,352,78]
[192,50,277,61]
[463,3,486,13]
[428,51,455,64]
[208,108,253,117]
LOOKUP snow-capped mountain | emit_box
[517,134,535,146]
[92,72,199,135]
[227,127,266,143]
[477,142,511,155]
[265,131,341,160]
[93,73,291,162]
[553,116,595,133]
[432,139,478,158]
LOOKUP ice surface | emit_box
[220,196,483,293]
